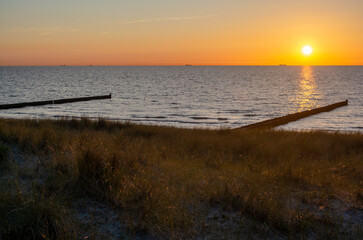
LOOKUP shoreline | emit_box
[0,115,362,134]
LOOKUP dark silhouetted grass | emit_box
[0,185,75,240]
[0,142,9,170]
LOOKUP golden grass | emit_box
[0,117,362,238]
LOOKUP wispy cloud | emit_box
[121,15,215,24]
[11,27,79,36]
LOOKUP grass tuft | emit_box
[0,143,9,162]
[0,186,75,240]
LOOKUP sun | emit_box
[302,45,313,56]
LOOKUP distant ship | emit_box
[279,64,287,66]
[185,64,192,66]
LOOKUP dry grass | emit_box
[0,183,76,240]
[0,142,9,169]
[0,117,362,239]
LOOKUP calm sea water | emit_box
[0,66,362,132]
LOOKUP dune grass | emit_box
[0,142,9,166]
[0,185,76,240]
[0,117,362,239]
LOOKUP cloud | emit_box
[11,27,79,35]
[121,15,215,24]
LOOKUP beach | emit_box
[1,118,362,239]
[2,0,363,239]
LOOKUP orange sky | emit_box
[0,0,362,66]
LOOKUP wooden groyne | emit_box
[0,94,112,110]
[238,100,348,130]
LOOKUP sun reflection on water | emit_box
[293,66,321,111]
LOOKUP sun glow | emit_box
[302,45,313,56]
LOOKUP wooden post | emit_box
[0,94,112,110]
[237,100,348,130]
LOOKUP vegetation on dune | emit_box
[0,118,362,239]
[0,185,75,240]
[0,142,9,164]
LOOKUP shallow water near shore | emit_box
[0,66,362,132]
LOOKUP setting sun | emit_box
[302,45,313,56]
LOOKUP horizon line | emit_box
[1,64,363,67]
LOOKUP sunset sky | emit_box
[1,0,362,66]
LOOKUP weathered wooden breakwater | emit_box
[238,100,348,130]
[0,94,112,110]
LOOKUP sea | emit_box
[0,66,362,132]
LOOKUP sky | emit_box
[0,0,362,66]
